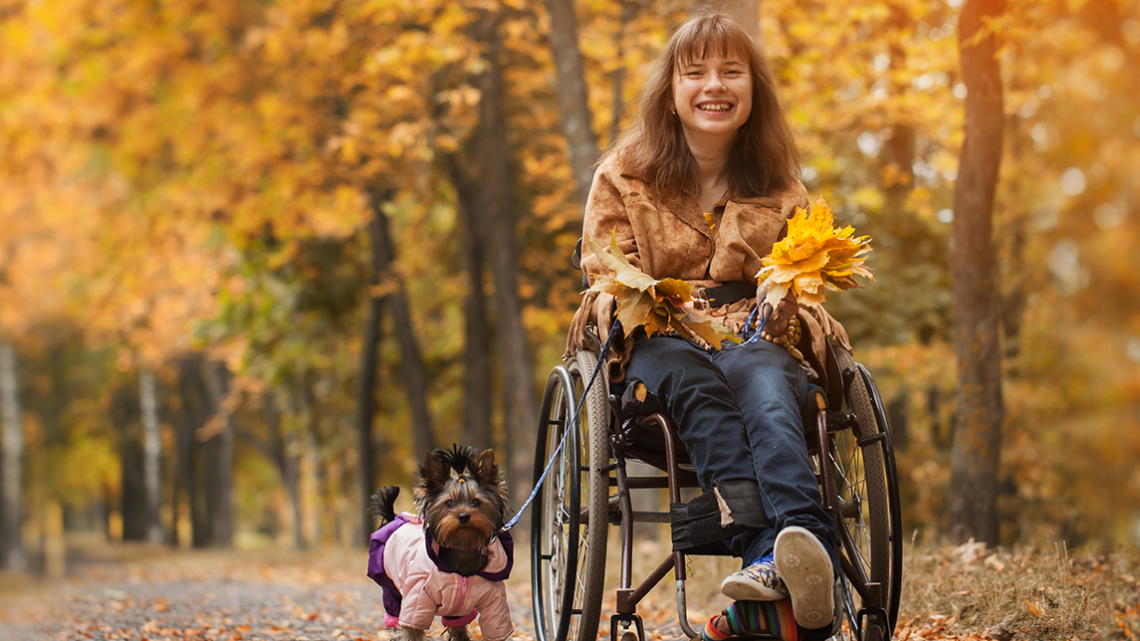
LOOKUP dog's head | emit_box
[414,445,510,549]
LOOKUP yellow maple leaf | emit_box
[756,196,873,309]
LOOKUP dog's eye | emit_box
[445,500,454,508]
[471,498,481,507]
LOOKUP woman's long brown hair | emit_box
[609,9,801,199]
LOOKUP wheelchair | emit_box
[530,307,903,641]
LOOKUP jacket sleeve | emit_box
[565,159,638,381]
[397,580,439,631]
[475,582,515,641]
[580,159,640,276]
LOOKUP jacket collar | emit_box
[423,529,515,581]
[617,164,791,238]
[661,191,716,240]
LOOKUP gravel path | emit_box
[0,548,541,641]
[0,542,719,641]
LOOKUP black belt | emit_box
[702,281,756,307]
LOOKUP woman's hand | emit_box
[757,285,800,340]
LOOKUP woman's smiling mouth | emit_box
[698,102,734,112]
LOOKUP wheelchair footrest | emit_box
[670,480,770,553]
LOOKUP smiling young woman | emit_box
[568,8,852,641]
[607,10,801,207]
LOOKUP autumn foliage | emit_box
[0,0,1137,568]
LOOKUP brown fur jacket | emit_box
[565,152,851,390]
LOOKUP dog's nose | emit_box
[458,512,470,524]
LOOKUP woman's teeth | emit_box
[700,103,731,112]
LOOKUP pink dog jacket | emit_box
[367,513,514,641]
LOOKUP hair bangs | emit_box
[672,14,754,69]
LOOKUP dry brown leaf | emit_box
[984,555,1006,572]
[986,622,1015,641]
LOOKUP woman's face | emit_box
[672,53,753,145]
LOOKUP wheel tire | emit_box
[570,349,611,641]
[830,344,900,640]
[531,365,583,641]
[856,363,904,632]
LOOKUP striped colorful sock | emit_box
[701,600,800,641]
[701,617,732,641]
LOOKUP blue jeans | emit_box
[624,334,836,566]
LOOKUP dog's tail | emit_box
[370,486,400,526]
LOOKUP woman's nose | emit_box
[705,73,726,92]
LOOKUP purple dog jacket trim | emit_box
[367,515,411,618]
[442,610,478,627]
[422,530,515,581]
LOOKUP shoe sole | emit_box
[719,574,787,601]
[774,526,834,629]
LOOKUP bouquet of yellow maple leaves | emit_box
[756,196,873,311]
[586,234,740,349]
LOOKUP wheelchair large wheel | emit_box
[531,352,610,641]
[570,349,611,641]
[830,345,903,641]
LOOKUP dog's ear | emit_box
[420,450,450,488]
[472,448,500,486]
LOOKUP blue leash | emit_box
[502,321,622,531]
[736,303,771,346]
[502,302,770,531]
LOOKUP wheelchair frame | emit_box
[530,333,903,641]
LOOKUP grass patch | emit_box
[899,540,1140,640]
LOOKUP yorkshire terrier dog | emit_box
[367,446,514,641]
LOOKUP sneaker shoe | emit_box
[773,526,834,629]
[720,552,790,601]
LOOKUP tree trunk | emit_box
[139,368,163,543]
[202,361,234,548]
[695,0,760,43]
[112,382,147,542]
[295,380,322,546]
[543,0,599,203]
[267,393,304,550]
[303,400,322,546]
[176,358,212,548]
[948,0,1006,545]
[609,0,637,145]
[367,190,435,456]
[447,157,494,450]
[357,256,384,545]
[174,359,198,547]
[883,2,917,216]
[0,342,26,571]
[471,11,539,510]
